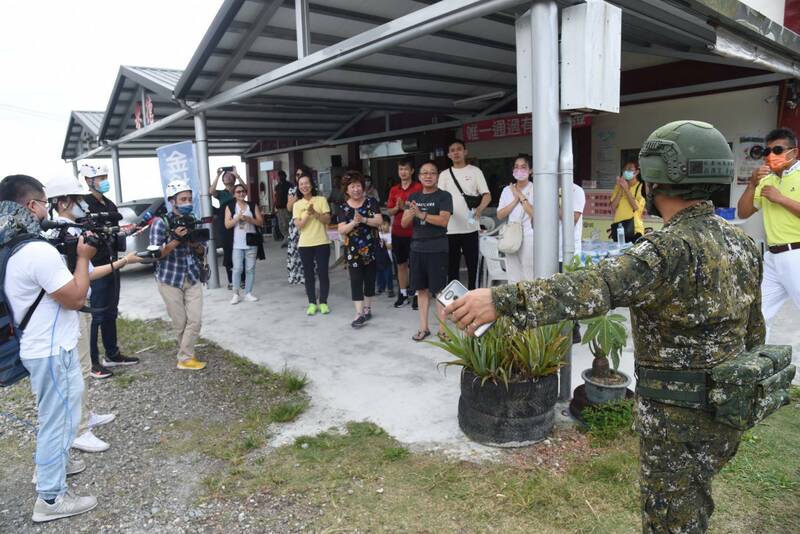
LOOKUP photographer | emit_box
[79,164,138,379]
[45,175,142,454]
[0,174,98,522]
[149,179,207,371]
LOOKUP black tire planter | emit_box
[458,369,558,447]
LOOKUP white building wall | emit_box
[740,0,785,23]
[591,85,778,240]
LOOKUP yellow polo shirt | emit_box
[292,196,331,247]
[754,162,800,246]
[611,180,645,236]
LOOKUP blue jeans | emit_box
[376,264,393,292]
[232,246,257,294]
[22,348,83,500]
[89,275,119,365]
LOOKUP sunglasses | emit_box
[762,145,796,157]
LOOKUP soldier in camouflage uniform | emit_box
[446,121,766,533]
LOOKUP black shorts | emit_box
[410,251,448,295]
[392,235,412,265]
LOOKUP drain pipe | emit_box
[558,115,575,401]
[531,1,560,279]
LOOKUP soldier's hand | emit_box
[445,288,498,336]
[760,185,783,203]
[750,165,770,187]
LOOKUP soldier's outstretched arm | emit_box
[491,240,671,330]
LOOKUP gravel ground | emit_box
[0,318,315,533]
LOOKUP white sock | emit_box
[401,289,407,296]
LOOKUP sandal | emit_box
[412,330,431,342]
[437,331,452,342]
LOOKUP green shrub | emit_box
[582,399,634,442]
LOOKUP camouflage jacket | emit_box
[492,202,765,441]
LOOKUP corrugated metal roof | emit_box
[61,111,104,160]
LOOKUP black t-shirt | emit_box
[409,189,452,253]
[82,193,119,266]
[274,180,290,209]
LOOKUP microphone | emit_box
[85,212,123,222]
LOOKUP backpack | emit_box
[0,233,46,386]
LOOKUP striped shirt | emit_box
[149,216,203,288]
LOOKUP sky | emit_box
[0,0,242,202]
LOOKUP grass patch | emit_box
[114,374,137,388]
[116,318,176,353]
[280,367,309,392]
[582,399,634,442]
[268,401,308,423]
[192,389,800,533]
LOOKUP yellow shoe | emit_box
[177,357,207,370]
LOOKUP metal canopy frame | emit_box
[62,111,104,160]
[67,0,800,164]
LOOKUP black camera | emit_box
[172,214,210,243]
[43,214,125,272]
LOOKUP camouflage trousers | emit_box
[640,435,741,533]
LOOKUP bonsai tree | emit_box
[581,313,627,382]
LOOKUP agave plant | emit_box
[430,318,571,387]
[580,313,627,379]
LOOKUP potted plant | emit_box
[579,313,631,405]
[432,318,571,447]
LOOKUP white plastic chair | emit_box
[478,236,508,287]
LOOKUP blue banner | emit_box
[156,140,202,215]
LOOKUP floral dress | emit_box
[286,186,305,284]
[340,197,379,268]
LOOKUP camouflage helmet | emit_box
[638,120,734,186]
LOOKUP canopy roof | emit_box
[66,0,800,161]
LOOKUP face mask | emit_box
[645,183,662,219]
[177,203,193,216]
[95,180,110,194]
[766,152,793,173]
[513,169,529,181]
[623,170,636,181]
[70,203,85,219]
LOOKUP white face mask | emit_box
[70,203,85,219]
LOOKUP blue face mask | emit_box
[95,179,110,194]
[622,170,636,181]
[177,204,193,216]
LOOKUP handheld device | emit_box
[436,279,494,337]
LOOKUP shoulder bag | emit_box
[497,221,523,254]
[449,168,482,209]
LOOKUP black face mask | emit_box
[645,183,662,219]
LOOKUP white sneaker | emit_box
[230,293,241,305]
[243,293,259,302]
[32,455,85,484]
[32,491,97,523]
[72,431,109,453]
[88,412,116,429]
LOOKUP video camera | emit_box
[171,214,210,244]
[43,212,126,252]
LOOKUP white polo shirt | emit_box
[4,241,78,359]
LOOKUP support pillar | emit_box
[530,1,560,279]
[111,146,123,204]
[72,160,79,179]
[194,112,221,289]
[295,0,310,58]
[558,115,575,401]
